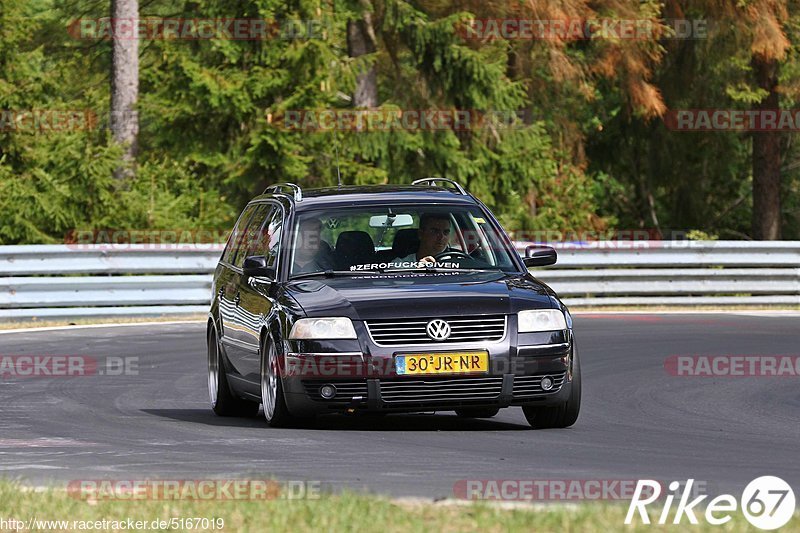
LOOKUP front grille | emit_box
[379,376,503,404]
[512,372,567,398]
[302,380,368,402]
[365,315,506,346]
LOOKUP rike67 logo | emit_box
[626,477,796,530]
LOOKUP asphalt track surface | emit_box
[1,313,798,500]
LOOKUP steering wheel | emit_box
[434,250,472,262]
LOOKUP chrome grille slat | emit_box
[370,322,503,332]
[302,380,368,401]
[370,318,504,325]
[381,378,500,386]
[382,394,500,401]
[512,372,567,397]
[381,385,496,393]
[514,377,565,384]
[370,322,505,328]
[515,382,565,389]
[432,335,501,341]
[381,387,501,394]
[448,324,505,329]
[366,315,506,346]
[369,332,504,339]
[379,376,503,403]
[514,378,566,385]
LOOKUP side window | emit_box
[222,204,257,265]
[243,204,283,268]
[232,204,271,268]
[263,208,283,268]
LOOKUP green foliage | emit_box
[585,2,793,238]
[1,0,798,243]
[726,83,769,104]
[0,133,121,243]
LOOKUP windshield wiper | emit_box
[290,269,383,280]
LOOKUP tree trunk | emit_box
[347,7,378,109]
[751,55,782,240]
[111,0,139,180]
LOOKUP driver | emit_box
[391,213,451,265]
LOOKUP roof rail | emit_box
[411,177,468,195]
[264,182,302,201]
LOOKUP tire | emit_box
[522,346,582,429]
[260,334,295,427]
[208,325,259,417]
[455,407,500,418]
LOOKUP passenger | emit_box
[292,218,335,273]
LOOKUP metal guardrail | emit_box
[0,245,221,275]
[518,241,800,307]
[0,242,798,320]
[0,245,221,320]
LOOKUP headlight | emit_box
[289,317,357,340]
[518,309,567,333]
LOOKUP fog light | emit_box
[319,384,337,399]
[541,376,554,391]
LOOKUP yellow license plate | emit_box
[395,352,488,376]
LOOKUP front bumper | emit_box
[280,337,573,416]
[287,373,573,415]
[279,312,574,415]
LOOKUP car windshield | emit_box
[288,205,519,278]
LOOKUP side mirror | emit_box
[242,255,276,280]
[523,245,557,268]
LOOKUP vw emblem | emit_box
[426,319,451,341]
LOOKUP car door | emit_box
[222,202,272,377]
[235,202,284,383]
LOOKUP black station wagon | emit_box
[207,179,581,428]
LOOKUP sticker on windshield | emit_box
[351,272,462,279]
[349,261,462,271]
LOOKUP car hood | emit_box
[285,270,559,320]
